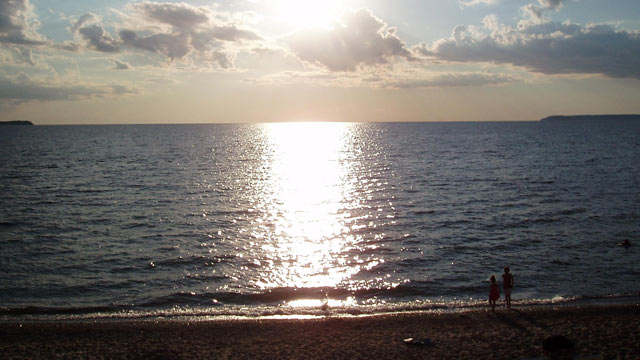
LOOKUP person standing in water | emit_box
[489,275,500,311]
[502,266,514,309]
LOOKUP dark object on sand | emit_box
[403,337,433,346]
[0,120,33,125]
[543,335,575,359]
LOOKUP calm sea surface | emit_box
[1,121,639,319]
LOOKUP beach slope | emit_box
[1,305,639,359]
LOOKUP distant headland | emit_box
[0,120,34,126]
[540,114,640,122]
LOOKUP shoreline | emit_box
[2,304,638,359]
[2,292,638,321]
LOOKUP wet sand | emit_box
[1,304,639,359]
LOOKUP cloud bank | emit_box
[416,13,640,79]
[388,72,513,89]
[3,0,639,96]
[0,75,134,102]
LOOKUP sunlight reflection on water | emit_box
[251,122,380,291]
[2,122,640,314]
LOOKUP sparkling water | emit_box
[1,121,638,318]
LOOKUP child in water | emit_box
[489,275,500,311]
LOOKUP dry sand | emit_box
[1,304,639,359]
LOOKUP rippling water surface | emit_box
[0,121,639,318]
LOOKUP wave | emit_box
[1,292,637,321]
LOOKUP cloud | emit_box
[538,0,563,10]
[68,13,122,53]
[113,59,131,70]
[78,24,121,53]
[61,3,261,69]
[0,43,48,67]
[252,67,514,90]
[0,75,131,102]
[54,40,81,52]
[133,2,209,29]
[119,30,186,59]
[522,0,564,23]
[387,72,514,89]
[249,69,361,87]
[116,2,261,67]
[70,13,96,34]
[460,0,499,7]
[110,84,137,95]
[16,47,35,65]
[0,0,46,45]
[416,17,640,79]
[285,9,413,72]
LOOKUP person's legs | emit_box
[504,288,512,308]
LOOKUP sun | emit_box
[271,0,346,29]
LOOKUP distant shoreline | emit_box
[540,114,640,122]
[0,120,33,126]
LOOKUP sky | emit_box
[1,0,640,124]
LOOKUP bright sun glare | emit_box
[253,123,376,291]
[272,0,345,29]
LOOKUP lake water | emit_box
[1,121,639,319]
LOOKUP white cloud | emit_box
[116,2,261,68]
[59,2,261,69]
[66,13,121,53]
[416,16,640,79]
[521,0,565,24]
[0,43,48,68]
[113,59,131,70]
[538,0,564,10]
[483,15,500,31]
[285,9,413,72]
[0,0,46,45]
[70,13,96,34]
[460,0,499,7]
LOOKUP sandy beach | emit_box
[1,304,639,359]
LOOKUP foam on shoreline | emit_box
[2,292,637,323]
